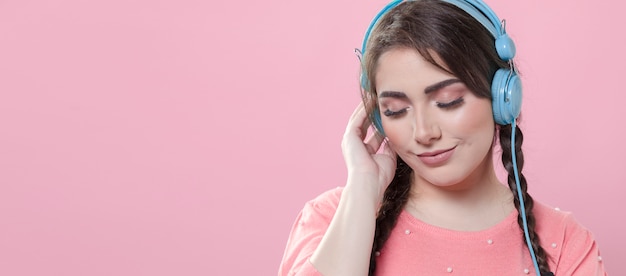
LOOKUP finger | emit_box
[345,102,371,140]
[360,116,373,141]
[342,103,367,153]
[357,104,373,140]
[382,140,397,161]
[348,101,365,122]
[364,131,385,154]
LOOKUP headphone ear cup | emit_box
[491,68,522,125]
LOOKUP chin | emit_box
[406,161,463,186]
[419,172,465,187]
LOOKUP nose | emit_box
[412,111,441,145]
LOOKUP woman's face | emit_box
[375,48,495,188]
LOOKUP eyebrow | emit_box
[424,78,462,94]
[378,91,408,99]
[378,78,462,99]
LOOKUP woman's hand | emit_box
[341,102,398,204]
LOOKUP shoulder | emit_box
[284,186,345,238]
[533,200,591,239]
[279,187,344,276]
[533,200,575,232]
[533,200,591,247]
[301,186,344,219]
[533,200,605,274]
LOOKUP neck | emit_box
[406,154,514,231]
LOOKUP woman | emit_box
[279,0,607,275]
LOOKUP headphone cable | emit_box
[511,122,541,275]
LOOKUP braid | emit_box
[368,156,412,275]
[499,124,551,274]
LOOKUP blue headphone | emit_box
[358,1,543,275]
[359,0,522,132]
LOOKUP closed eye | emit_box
[436,97,464,109]
[383,108,408,117]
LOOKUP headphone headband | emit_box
[360,0,403,54]
[440,0,501,37]
[360,0,516,61]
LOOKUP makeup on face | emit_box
[372,48,497,190]
[377,78,468,118]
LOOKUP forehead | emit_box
[375,48,454,93]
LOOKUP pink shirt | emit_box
[279,187,607,275]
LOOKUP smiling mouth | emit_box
[417,146,456,166]
[418,146,456,157]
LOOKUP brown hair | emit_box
[360,0,551,274]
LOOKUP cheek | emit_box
[381,121,412,150]
[451,99,495,140]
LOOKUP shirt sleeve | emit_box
[278,188,342,276]
[554,214,608,276]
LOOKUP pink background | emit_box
[0,0,622,275]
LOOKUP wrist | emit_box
[344,176,383,209]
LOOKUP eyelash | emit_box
[383,108,408,117]
[436,97,464,108]
[382,97,464,118]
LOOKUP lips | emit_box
[417,146,456,166]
